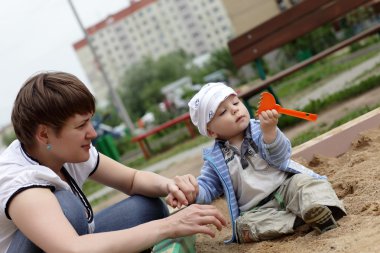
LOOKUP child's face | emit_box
[207,95,250,141]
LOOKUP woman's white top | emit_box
[0,140,99,253]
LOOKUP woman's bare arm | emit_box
[9,187,226,253]
[90,154,193,205]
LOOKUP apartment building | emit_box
[221,0,301,36]
[73,0,234,105]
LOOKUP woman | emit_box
[0,71,226,253]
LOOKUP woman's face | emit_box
[48,112,97,164]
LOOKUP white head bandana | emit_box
[188,82,237,136]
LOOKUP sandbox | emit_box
[195,108,380,253]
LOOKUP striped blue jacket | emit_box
[195,119,326,243]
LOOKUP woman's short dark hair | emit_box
[11,71,96,148]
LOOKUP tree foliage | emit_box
[119,51,189,121]
[207,47,238,76]
[117,48,240,123]
[187,47,237,84]
[282,24,338,62]
[2,130,16,146]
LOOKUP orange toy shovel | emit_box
[256,92,318,121]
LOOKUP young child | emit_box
[168,82,346,243]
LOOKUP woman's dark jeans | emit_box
[6,190,169,252]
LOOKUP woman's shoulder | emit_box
[0,140,27,166]
[0,140,66,189]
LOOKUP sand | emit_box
[195,127,380,253]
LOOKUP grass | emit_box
[274,49,379,99]
[291,104,380,147]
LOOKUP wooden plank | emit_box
[132,113,190,141]
[292,108,380,162]
[131,113,196,159]
[228,0,332,54]
[231,0,371,67]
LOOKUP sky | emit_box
[0,0,131,129]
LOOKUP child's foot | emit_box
[303,204,338,233]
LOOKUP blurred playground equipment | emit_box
[92,114,128,161]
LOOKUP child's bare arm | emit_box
[258,109,279,144]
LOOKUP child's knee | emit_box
[235,218,259,243]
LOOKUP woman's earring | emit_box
[47,144,52,151]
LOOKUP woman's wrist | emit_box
[156,216,176,239]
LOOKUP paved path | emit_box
[287,52,380,108]
[143,141,213,173]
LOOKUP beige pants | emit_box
[235,174,346,243]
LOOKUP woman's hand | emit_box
[166,174,199,208]
[258,109,279,144]
[164,204,227,238]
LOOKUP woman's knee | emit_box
[54,190,89,235]
[94,195,169,233]
[125,195,169,220]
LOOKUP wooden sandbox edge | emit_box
[292,107,380,162]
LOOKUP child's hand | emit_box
[166,174,199,208]
[166,192,179,208]
[258,109,279,144]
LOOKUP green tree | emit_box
[2,130,16,146]
[282,24,337,63]
[119,51,189,121]
[187,47,240,84]
[207,47,238,76]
